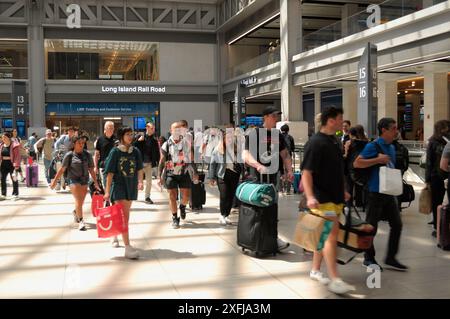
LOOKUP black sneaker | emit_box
[363,259,384,272]
[385,258,409,271]
[145,197,154,204]
[179,205,186,220]
[172,216,180,229]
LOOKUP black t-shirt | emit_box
[95,135,118,168]
[1,145,10,157]
[245,128,287,182]
[300,132,345,204]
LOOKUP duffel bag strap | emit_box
[337,252,360,265]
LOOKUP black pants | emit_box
[364,192,402,262]
[430,176,446,230]
[1,160,19,196]
[217,169,240,217]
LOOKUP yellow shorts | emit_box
[311,202,344,217]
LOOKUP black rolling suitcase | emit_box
[237,203,278,257]
[189,172,206,210]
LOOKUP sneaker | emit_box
[431,230,437,238]
[172,216,180,229]
[0,195,6,201]
[78,219,86,231]
[72,210,79,223]
[179,205,186,220]
[328,278,355,294]
[145,197,154,204]
[309,271,331,285]
[224,216,232,224]
[277,238,290,251]
[363,259,384,272]
[111,237,119,248]
[219,215,227,225]
[385,258,409,271]
[12,195,19,201]
[124,245,139,259]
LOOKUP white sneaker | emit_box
[124,245,139,259]
[224,216,232,224]
[328,278,355,295]
[277,238,290,251]
[0,195,6,201]
[219,215,227,225]
[309,271,331,285]
[78,220,86,231]
[111,237,119,248]
[12,195,19,201]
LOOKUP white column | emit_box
[27,2,46,131]
[377,80,398,122]
[424,72,449,140]
[280,0,302,121]
[314,89,321,115]
[342,85,358,126]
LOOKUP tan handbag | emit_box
[419,186,432,215]
[293,211,333,252]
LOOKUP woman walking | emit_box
[0,132,21,200]
[208,128,243,225]
[50,135,99,231]
[103,126,144,259]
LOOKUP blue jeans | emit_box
[43,158,52,184]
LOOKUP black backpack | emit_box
[393,141,409,174]
[349,141,382,187]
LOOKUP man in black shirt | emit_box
[243,105,293,251]
[94,121,118,185]
[134,122,160,204]
[301,107,354,295]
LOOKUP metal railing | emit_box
[226,47,280,79]
[302,0,448,52]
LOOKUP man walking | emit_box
[301,107,355,294]
[134,122,160,204]
[243,105,293,251]
[354,118,408,271]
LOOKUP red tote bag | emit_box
[96,203,128,238]
[91,194,105,217]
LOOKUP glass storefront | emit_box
[46,102,160,142]
[0,40,28,79]
[45,39,159,81]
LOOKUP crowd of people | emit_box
[0,105,448,295]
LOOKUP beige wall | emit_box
[159,43,216,82]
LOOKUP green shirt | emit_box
[104,147,143,202]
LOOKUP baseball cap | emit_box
[262,106,282,116]
[46,129,52,134]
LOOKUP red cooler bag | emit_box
[96,203,128,238]
[91,194,104,217]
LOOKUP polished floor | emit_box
[0,164,449,299]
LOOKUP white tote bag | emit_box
[379,164,403,196]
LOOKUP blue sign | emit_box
[46,102,159,116]
[0,102,12,115]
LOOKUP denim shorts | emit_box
[67,178,89,186]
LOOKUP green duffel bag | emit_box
[236,181,277,207]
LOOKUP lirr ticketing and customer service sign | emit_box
[357,42,378,138]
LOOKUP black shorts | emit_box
[165,173,191,190]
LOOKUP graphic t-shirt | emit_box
[103,147,143,201]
